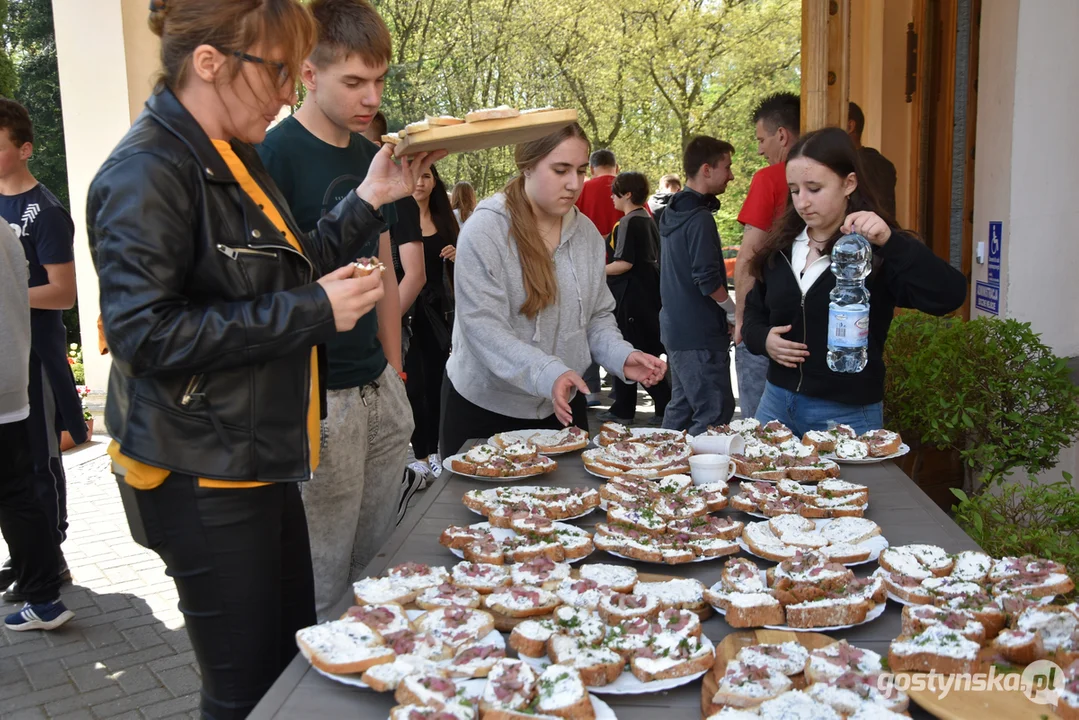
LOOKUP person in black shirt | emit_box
[599,172,671,423]
[407,165,458,478]
[847,102,898,219]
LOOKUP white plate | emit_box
[736,520,889,567]
[449,522,593,564]
[711,593,887,632]
[444,452,558,481]
[730,459,842,484]
[519,635,714,695]
[487,429,591,456]
[823,443,910,464]
[307,610,506,689]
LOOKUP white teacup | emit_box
[688,453,737,485]
[691,433,745,456]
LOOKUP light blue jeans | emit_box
[754,381,883,438]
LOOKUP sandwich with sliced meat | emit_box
[484,585,561,618]
[629,632,714,682]
[295,619,395,675]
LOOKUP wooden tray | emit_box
[393,109,578,156]
[897,669,1062,720]
[700,629,836,719]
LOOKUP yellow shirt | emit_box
[110,139,321,489]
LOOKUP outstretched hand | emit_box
[552,370,590,426]
[623,351,667,387]
[356,145,449,210]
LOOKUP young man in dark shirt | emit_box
[848,102,898,218]
[659,136,738,434]
[0,99,82,605]
[257,0,413,618]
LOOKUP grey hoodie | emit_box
[0,222,30,423]
[446,193,633,419]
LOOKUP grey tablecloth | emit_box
[251,448,980,719]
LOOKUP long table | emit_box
[252,446,981,719]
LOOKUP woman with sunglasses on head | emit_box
[87,2,442,717]
[440,123,667,457]
[742,127,966,438]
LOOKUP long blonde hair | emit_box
[504,122,589,318]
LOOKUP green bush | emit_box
[884,314,1079,486]
[952,478,1079,588]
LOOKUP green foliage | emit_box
[884,313,1079,485]
[373,0,801,237]
[5,0,69,208]
[68,342,84,385]
[0,0,17,97]
[951,476,1079,586]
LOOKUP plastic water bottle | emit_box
[827,233,872,373]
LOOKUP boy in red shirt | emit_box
[734,92,800,417]
[576,149,624,401]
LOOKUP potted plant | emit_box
[884,313,1079,498]
[59,385,94,451]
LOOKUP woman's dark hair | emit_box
[427,165,460,247]
[451,181,476,223]
[749,127,897,280]
[611,172,649,206]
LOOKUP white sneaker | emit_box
[427,453,444,478]
[407,461,432,490]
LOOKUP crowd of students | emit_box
[0,0,968,718]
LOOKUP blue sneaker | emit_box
[4,600,74,631]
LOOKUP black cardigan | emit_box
[742,231,967,406]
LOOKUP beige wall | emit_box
[53,0,159,393]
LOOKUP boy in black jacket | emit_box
[659,137,738,434]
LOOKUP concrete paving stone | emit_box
[67,662,119,693]
[51,709,96,720]
[0,679,33,702]
[42,686,125,717]
[154,666,200,698]
[146,651,196,675]
[139,693,199,719]
[110,616,164,633]
[115,666,162,695]
[0,654,24,676]
[119,626,165,652]
[80,624,127,649]
[161,633,191,654]
[104,645,175,672]
[0,638,51,661]
[69,609,141,630]
[1,682,77,712]
[3,707,47,720]
[89,688,171,719]
[42,628,87,648]
[92,595,132,614]
[14,640,92,667]
[0,627,51,646]
[21,658,72,690]
[56,589,96,611]
[60,642,137,671]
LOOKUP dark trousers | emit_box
[405,314,450,459]
[0,418,62,604]
[439,373,590,457]
[28,357,67,545]
[117,474,315,720]
[610,375,672,421]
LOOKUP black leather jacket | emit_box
[88,88,385,482]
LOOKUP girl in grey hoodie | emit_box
[441,123,667,455]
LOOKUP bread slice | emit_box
[819,517,880,546]
[629,633,714,682]
[394,673,461,708]
[579,563,637,593]
[360,656,441,692]
[818,543,872,564]
[948,550,994,584]
[633,578,707,612]
[784,596,870,628]
[510,618,555,657]
[712,659,793,708]
[545,635,624,686]
[1015,605,1079,652]
[876,568,935,605]
[888,624,982,674]
[295,619,394,675]
[735,641,810,676]
[754,690,841,719]
[415,607,496,650]
[451,561,511,594]
[804,640,885,684]
[341,602,413,636]
[484,585,561,618]
[465,105,520,122]
[598,591,659,623]
[414,583,482,610]
[389,703,476,720]
[426,114,465,126]
[481,658,537,714]
[901,604,985,643]
[936,592,1007,639]
[991,628,1045,665]
[534,664,595,719]
[510,556,571,588]
[742,522,798,562]
[352,576,417,606]
[878,544,953,579]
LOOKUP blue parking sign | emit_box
[975,281,999,315]
[988,221,1002,285]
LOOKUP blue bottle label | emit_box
[828,306,870,348]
